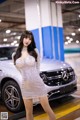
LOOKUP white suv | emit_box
[0,46,77,112]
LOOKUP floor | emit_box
[18,95,80,120]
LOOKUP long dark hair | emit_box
[14,30,37,64]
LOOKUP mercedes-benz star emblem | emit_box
[62,71,69,81]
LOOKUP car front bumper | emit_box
[45,79,77,100]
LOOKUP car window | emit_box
[0,47,17,60]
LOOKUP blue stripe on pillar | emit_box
[58,27,64,61]
[31,29,40,52]
[53,27,59,60]
[42,26,53,59]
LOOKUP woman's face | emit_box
[23,37,32,47]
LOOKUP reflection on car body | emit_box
[0,46,77,112]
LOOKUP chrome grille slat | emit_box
[47,75,62,80]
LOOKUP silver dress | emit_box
[15,49,47,99]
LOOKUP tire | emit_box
[2,80,24,113]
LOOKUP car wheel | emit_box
[2,80,24,113]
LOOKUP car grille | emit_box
[40,67,75,86]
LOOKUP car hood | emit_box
[40,59,70,72]
[0,60,18,71]
[0,59,70,72]
[0,60,20,76]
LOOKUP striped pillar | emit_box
[24,0,64,61]
[24,0,42,57]
[51,2,64,61]
[57,5,64,61]
[39,0,53,59]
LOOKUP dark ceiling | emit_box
[0,0,80,46]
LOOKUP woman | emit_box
[12,30,56,120]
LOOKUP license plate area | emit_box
[60,84,74,94]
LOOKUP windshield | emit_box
[0,47,17,60]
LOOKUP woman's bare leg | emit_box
[39,96,56,120]
[23,98,34,120]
